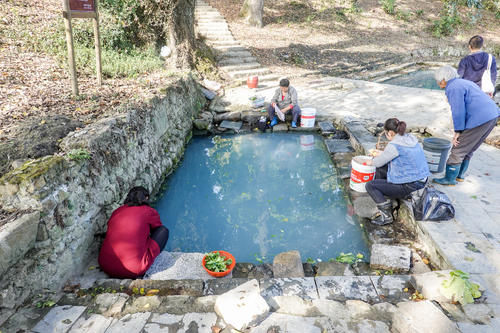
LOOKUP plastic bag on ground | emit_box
[410,185,455,221]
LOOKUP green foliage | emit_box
[204,251,233,272]
[440,270,481,305]
[380,0,396,15]
[306,257,316,264]
[35,300,56,308]
[431,2,461,37]
[335,252,364,264]
[67,149,91,162]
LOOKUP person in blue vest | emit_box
[433,66,499,186]
[365,118,430,225]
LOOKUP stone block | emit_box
[69,314,114,333]
[214,279,269,331]
[353,196,378,218]
[319,121,335,134]
[315,276,379,303]
[410,251,431,274]
[214,111,242,123]
[457,322,499,333]
[371,302,397,323]
[128,279,204,297]
[155,295,197,315]
[344,121,378,153]
[356,319,390,333]
[267,295,315,316]
[0,211,40,276]
[144,313,183,333]
[316,261,350,276]
[392,301,459,333]
[145,252,223,280]
[94,293,129,316]
[346,300,372,318]
[311,299,350,318]
[370,244,411,273]
[272,250,304,278]
[193,119,211,131]
[31,305,87,333]
[410,270,453,302]
[272,123,288,132]
[325,139,354,154]
[123,296,161,314]
[219,120,242,131]
[241,111,261,124]
[203,278,251,295]
[370,275,412,303]
[105,312,151,333]
[182,313,218,333]
[260,277,318,300]
[462,303,493,324]
[248,263,273,279]
[251,313,321,333]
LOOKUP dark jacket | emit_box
[457,51,497,90]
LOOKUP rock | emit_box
[272,250,304,278]
[267,295,315,316]
[219,120,242,131]
[123,296,161,314]
[370,244,411,273]
[203,278,250,295]
[457,321,500,333]
[155,296,196,315]
[201,88,217,100]
[241,110,261,124]
[248,264,273,279]
[410,270,453,302]
[410,251,431,274]
[193,119,211,130]
[311,299,350,318]
[371,302,397,322]
[209,96,230,113]
[232,263,254,278]
[315,276,379,303]
[272,123,288,132]
[214,279,269,331]
[353,196,378,218]
[251,313,321,333]
[392,301,459,333]
[351,261,372,276]
[145,313,183,333]
[325,139,354,154]
[69,314,114,333]
[105,312,151,333]
[356,319,391,333]
[181,313,218,333]
[462,303,493,324]
[370,275,412,303]
[31,305,87,333]
[319,121,336,135]
[214,111,242,123]
[95,293,129,317]
[346,300,372,318]
[260,277,318,301]
[316,261,350,276]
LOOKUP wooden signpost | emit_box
[62,0,102,96]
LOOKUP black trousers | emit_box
[151,226,169,251]
[365,165,426,204]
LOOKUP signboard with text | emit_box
[69,0,95,12]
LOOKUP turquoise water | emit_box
[155,133,369,263]
[382,70,441,90]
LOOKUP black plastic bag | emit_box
[411,185,455,221]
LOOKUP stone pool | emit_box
[382,70,440,90]
[154,133,369,263]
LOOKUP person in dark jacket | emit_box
[458,35,497,97]
[433,66,499,186]
[365,118,430,226]
[98,187,169,278]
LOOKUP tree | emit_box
[240,0,264,28]
[166,0,196,69]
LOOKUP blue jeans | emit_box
[267,104,301,123]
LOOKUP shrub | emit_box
[380,0,396,15]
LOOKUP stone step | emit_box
[201,35,235,42]
[209,40,242,46]
[228,67,272,79]
[218,56,258,66]
[217,50,254,59]
[197,28,231,34]
[220,62,262,72]
[213,46,246,53]
[196,19,227,24]
[195,15,225,20]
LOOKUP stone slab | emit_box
[94,293,129,317]
[319,121,335,134]
[201,88,216,100]
[470,274,500,304]
[353,196,378,219]
[392,301,459,333]
[250,313,321,333]
[315,276,379,303]
[325,139,354,154]
[457,322,499,333]
[267,295,315,316]
[272,123,288,132]
[144,252,228,280]
[219,120,242,131]
[214,279,269,331]
[411,270,455,303]
[128,279,204,297]
[370,244,411,273]
[32,305,87,333]
[435,240,498,274]
[68,314,114,333]
[462,303,493,324]
[316,261,350,276]
[272,250,304,278]
[105,312,151,333]
[181,312,218,333]
[370,275,412,303]
[203,278,251,295]
[123,296,162,314]
[344,121,378,153]
[260,277,319,300]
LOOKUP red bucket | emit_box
[247,76,258,89]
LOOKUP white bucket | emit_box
[350,156,376,192]
[301,108,316,128]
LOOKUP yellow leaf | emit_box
[40,120,46,125]
[140,288,145,295]
[146,289,160,296]
[422,258,429,265]
[88,266,96,270]
[403,288,409,292]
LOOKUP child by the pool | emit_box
[98,186,169,278]
[364,118,430,226]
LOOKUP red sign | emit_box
[69,0,95,12]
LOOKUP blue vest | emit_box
[387,143,430,184]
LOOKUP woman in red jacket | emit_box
[98,187,169,278]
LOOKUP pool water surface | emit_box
[154,133,369,263]
[382,70,441,90]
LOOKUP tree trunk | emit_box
[240,0,264,28]
[167,0,196,69]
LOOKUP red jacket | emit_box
[98,205,162,278]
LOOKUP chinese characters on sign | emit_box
[69,0,95,12]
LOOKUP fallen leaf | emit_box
[146,289,160,296]
[422,258,429,265]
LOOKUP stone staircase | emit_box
[195,0,280,87]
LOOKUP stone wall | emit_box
[0,75,205,310]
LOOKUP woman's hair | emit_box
[384,118,407,136]
[434,65,459,83]
[124,186,150,206]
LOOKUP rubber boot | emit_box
[456,159,470,182]
[270,117,278,127]
[432,164,460,186]
[370,201,394,226]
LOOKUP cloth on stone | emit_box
[275,105,285,121]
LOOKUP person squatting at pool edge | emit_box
[433,66,499,186]
[268,78,301,128]
[98,186,169,278]
[364,118,430,226]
